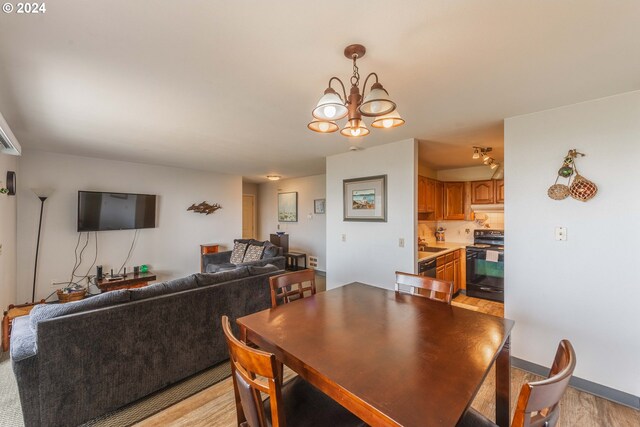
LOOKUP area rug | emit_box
[0,350,230,427]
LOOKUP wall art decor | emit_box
[187,202,222,215]
[278,192,298,222]
[547,149,597,202]
[343,175,387,222]
[314,198,326,214]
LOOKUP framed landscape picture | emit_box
[278,192,298,222]
[343,175,387,222]
[314,198,325,214]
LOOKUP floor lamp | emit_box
[32,188,53,303]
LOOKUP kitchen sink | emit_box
[419,246,448,253]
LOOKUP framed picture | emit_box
[314,198,326,214]
[343,175,387,222]
[278,192,298,222]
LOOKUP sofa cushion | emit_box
[243,244,265,262]
[130,275,197,301]
[262,242,280,258]
[130,282,167,301]
[247,264,279,276]
[230,242,249,264]
[29,289,130,333]
[195,267,250,287]
[205,263,237,273]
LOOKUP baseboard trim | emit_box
[512,357,640,410]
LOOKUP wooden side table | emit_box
[2,300,45,352]
[96,272,156,292]
[200,244,220,272]
[284,252,307,271]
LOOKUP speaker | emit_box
[96,265,103,280]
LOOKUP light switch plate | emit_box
[399,238,405,248]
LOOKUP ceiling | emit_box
[0,1,639,181]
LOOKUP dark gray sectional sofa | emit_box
[11,265,283,427]
[202,238,285,273]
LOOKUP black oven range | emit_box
[466,229,504,302]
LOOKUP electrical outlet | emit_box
[341,234,346,242]
[399,238,405,248]
[555,227,567,241]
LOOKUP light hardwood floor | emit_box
[137,282,639,426]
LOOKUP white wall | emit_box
[17,150,242,301]
[326,139,416,290]
[258,175,326,271]
[505,90,640,396]
[0,154,18,309]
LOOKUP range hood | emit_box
[471,204,504,213]
[0,112,21,156]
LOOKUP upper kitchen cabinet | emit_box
[470,179,505,204]
[435,181,444,220]
[418,176,438,214]
[495,179,504,203]
[471,180,494,204]
[418,176,427,213]
[443,182,465,220]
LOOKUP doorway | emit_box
[242,194,256,239]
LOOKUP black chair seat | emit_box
[263,376,367,427]
[457,408,497,427]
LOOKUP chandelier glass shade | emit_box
[307,119,339,133]
[371,110,405,129]
[308,44,403,138]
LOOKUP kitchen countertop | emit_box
[417,242,467,262]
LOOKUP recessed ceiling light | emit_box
[266,175,281,181]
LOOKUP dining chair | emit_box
[269,269,316,308]
[457,339,577,427]
[395,271,453,304]
[221,316,366,427]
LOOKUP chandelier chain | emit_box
[350,55,360,87]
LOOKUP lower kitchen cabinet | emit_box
[436,249,462,294]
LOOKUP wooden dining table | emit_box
[237,282,515,427]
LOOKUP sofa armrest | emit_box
[202,251,232,270]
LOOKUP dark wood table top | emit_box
[96,272,156,292]
[238,282,514,427]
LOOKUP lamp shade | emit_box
[371,110,405,129]
[359,82,396,117]
[340,119,370,137]
[307,119,339,133]
[312,88,348,121]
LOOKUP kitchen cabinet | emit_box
[435,249,462,294]
[435,181,444,220]
[418,176,428,213]
[470,179,505,204]
[443,182,465,220]
[471,180,495,204]
[425,179,436,212]
[495,179,504,203]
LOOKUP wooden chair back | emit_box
[221,316,284,427]
[269,269,316,308]
[395,271,453,304]
[511,339,577,427]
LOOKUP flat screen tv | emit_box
[78,191,156,232]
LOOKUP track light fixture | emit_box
[308,44,404,138]
[472,146,500,171]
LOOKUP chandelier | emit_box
[307,44,404,138]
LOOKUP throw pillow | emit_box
[243,244,265,263]
[195,267,250,287]
[247,264,279,275]
[229,242,249,264]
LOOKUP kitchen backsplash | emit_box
[418,212,504,244]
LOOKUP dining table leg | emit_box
[495,335,511,427]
